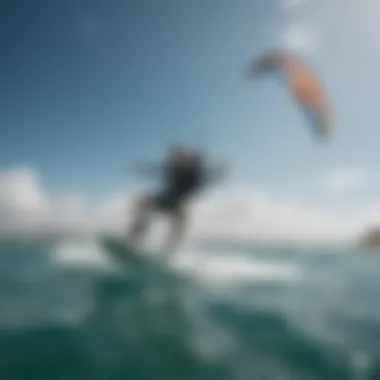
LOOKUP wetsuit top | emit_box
[163,161,204,200]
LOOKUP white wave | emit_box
[50,240,303,285]
[50,239,115,271]
[171,249,303,284]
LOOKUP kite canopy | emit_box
[249,50,334,141]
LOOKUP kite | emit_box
[249,50,334,141]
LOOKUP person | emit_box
[127,146,228,254]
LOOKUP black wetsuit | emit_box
[152,162,204,212]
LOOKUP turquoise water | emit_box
[0,241,380,379]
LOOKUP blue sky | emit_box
[1,0,380,209]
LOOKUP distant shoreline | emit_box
[0,232,362,249]
[358,227,380,252]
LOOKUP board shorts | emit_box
[151,191,185,213]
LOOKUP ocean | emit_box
[0,239,379,380]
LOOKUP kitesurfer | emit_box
[127,146,228,254]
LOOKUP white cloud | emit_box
[280,24,318,54]
[319,168,370,194]
[281,0,308,11]
[190,189,359,244]
[0,167,374,245]
[0,168,46,213]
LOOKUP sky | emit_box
[1,0,380,243]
